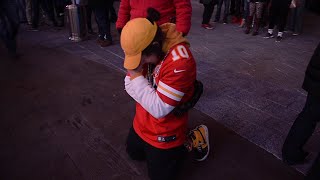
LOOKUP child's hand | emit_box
[127,59,145,79]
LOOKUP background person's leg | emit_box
[265,3,278,36]
[25,0,32,25]
[109,0,117,23]
[293,0,305,34]
[282,94,320,164]
[31,0,40,29]
[223,0,231,23]
[1,0,19,56]
[86,5,93,33]
[252,2,264,35]
[202,1,215,25]
[215,0,224,21]
[94,5,112,46]
[277,5,290,33]
[41,0,57,26]
[245,2,255,34]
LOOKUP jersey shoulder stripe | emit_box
[157,81,184,102]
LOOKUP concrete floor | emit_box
[0,39,303,180]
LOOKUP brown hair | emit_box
[142,8,165,58]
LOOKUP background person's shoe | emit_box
[96,35,112,47]
[201,24,214,30]
[28,27,39,32]
[189,125,210,161]
[100,39,112,47]
[239,19,245,28]
[264,33,274,39]
[276,36,283,42]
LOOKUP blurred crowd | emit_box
[200,0,306,42]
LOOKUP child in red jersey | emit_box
[121,8,210,180]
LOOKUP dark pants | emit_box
[268,1,291,32]
[86,5,93,30]
[31,0,56,28]
[306,153,320,180]
[54,0,66,26]
[202,1,217,24]
[94,6,112,40]
[288,0,305,34]
[282,93,320,177]
[215,0,231,21]
[110,0,117,23]
[231,0,241,17]
[126,127,187,180]
[242,0,249,20]
[0,0,19,55]
[17,0,27,22]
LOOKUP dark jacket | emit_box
[302,42,320,97]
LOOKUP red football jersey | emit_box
[133,43,196,149]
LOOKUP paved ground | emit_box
[0,36,303,180]
[0,1,319,179]
[14,0,320,173]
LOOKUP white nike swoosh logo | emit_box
[174,69,186,73]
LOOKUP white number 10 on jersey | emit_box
[171,45,189,61]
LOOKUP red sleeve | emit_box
[173,0,192,36]
[156,44,196,106]
[116,0,131,30]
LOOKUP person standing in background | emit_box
[200,0,217,29]
[264,0,291,42]
[116,0,192,36]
